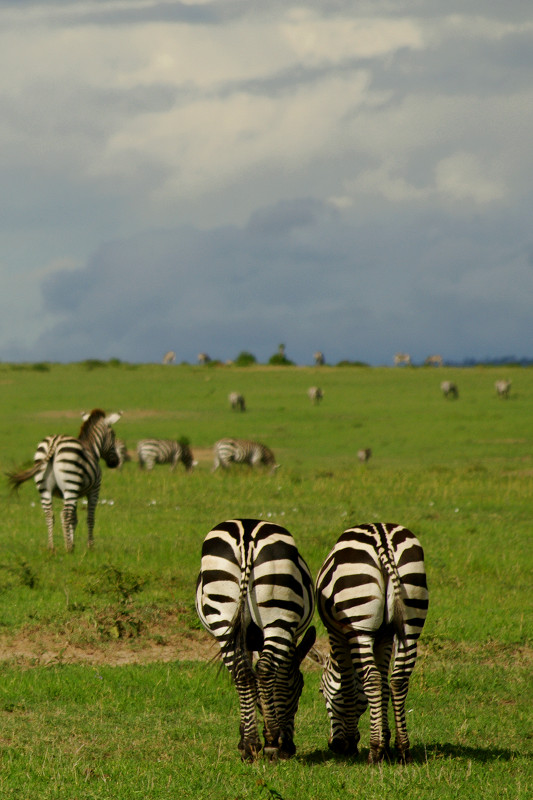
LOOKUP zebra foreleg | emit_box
[222,646,262,761]
[321,640,364,757]
[255,651,282,759]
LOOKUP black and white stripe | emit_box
[440,380,458,399]
[136,438,195,471]
[315,523,429,764]
[307,386,323,404]
[7,409,122,552]
[195,519,316,760]
[228,392,246,412]
[212,438,279,473]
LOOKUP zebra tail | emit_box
[227,543,255,682]
[6,460,44,491]
[375,536,407,645]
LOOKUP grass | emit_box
[0,361,531,798]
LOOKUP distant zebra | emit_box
[313,351,325,366]
[425,354,443,367]
[440,380,458,399]
[195,519,316,760]
[7,409,122,552]
[229,392,246,412]
[115,439,131,468]
[495,379,511,399]
[393,353,411,367]
[308,386,323,405]
[198,353,211,365]
[213,438,279,473]
[136,438,195,471]
[162,351,176,365]
[316,523,429,764]
[357,448,372,463]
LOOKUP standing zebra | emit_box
[212,438,279,473]
[115,439,131,468]
[495,379,511,399]
[195,519,316,760]
[313,351,325,366]
[136,438,195,471]
[308,386,323,405]
[228,392,246,412]
[315,523,429,764]
[7,409,122,552]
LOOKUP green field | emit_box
[0,361,531,799]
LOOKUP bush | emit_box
[234,351,257,367]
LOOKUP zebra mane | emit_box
[78,409,107,439]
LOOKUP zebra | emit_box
[425,354,443,367]
[115,439,131,468]
[393,353,411,367]
[195,519,316,761]
[136,438,195,471]
[162,351,176,365]
[313,351,325,366]
[357,448,372,463]
[308,386,323,405]
[315,523,429,764]
[198,352,211,365]
[495,379,511,399]
[7,409,122,552]
[440,380,458,399]
[212,438,279,473]
[229,392,246,412]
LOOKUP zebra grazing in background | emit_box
[162,350,176,365]
[313,351,325,366]
[213,438,279,473]
[229,391,246,412]
[440,380,458,399]
[308,386,323,405]
[198,352,211,365]
[495,379,511,399]
[393,353,411,367]
[136,438,195,471]
[316,523,429,764]
[195,519,316,761]
[115,439,131,468]
[425,354,443,367]
[7,409,122,552]
[357,448,372,463]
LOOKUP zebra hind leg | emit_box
[41,499,55,551]
[60,503,77,552]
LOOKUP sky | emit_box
[1,0,532,366]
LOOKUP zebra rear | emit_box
[136,438,194,471]
[7,409,122,552]
[195,519,316,761]
[316,523,428,764]
[212,438,279,473]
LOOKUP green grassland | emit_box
[0,361,531,799]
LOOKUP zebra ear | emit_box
[105,411,122,426]
[296,626,316,664]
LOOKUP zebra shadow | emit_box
[297,742,519,765]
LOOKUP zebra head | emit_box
[80,410,122,468]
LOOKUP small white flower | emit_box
[454,508,459,513]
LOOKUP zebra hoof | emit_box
[329,737,358,757]
[263,746,279,761]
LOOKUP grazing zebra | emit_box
[495,379,511,399]
[440,380,458,399]
[115,439,131,468]
[195,519,316,760]
[425,354,443,367]
[308,386,323,405]
[212,438,279,473]
[313,351,325,366]
[229,392,246,412]
[393,353,411,367]
[136,438,195,471]
[7,409,122,552]
[357,448,372,463]
[315,523,429,764]
[198,352,211,365]
[162,350,176,365]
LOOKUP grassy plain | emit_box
[0,361,531,799]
